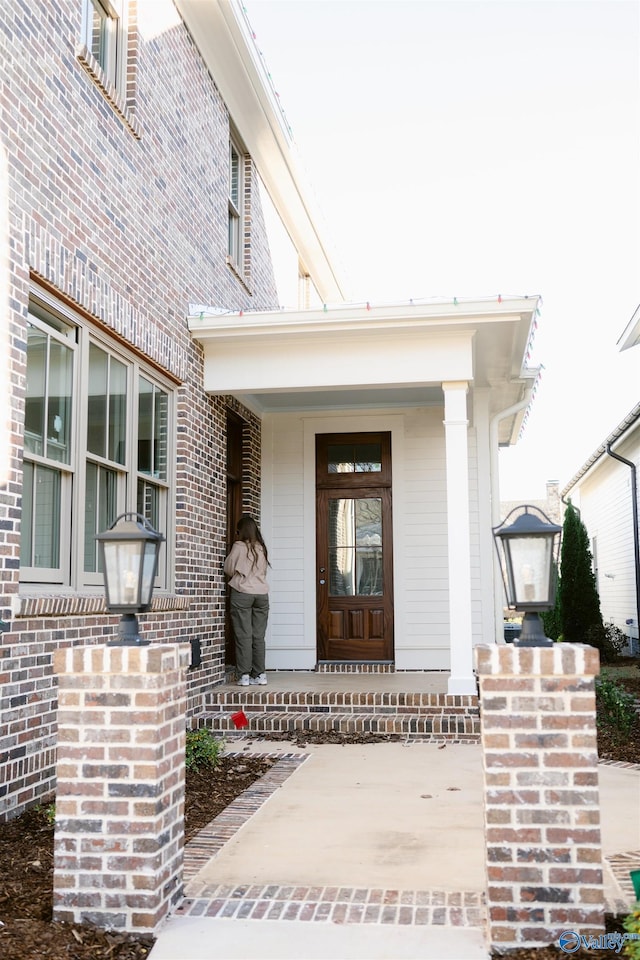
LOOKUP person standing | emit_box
[224,515,270,685]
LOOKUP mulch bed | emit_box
[0,754,274,960]
[1,665,639,960]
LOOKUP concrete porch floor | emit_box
[217,670,451,694]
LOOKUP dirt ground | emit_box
[1,664,639,960]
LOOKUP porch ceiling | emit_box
[188,296,541,436]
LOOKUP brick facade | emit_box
[475,644,604,949]
[0,1,277,819]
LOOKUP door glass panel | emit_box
[327,442,382,474]
[327,444,355,473]
[328,497,382,596]
[354,443,382,472]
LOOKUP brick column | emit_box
[475,643,604,950]
[53,644,190,934]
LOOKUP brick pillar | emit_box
[475,643,604,950]
[53,644,190,934]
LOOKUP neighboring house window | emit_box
[21,296,172,591]
[81,0,127,91]
[228,138,242,267]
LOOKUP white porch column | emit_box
[443,381,475,695]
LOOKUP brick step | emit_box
[206,689,479,714]
[198,709,480,741]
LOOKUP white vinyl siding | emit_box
[262,407,482,671]
[573,431,640,644]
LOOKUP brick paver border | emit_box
[177,751,639,927]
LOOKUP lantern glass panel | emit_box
[103,539,145,608]
[506,535,553,606]
[140,541,159,607]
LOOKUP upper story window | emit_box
[81,0,127,91]
[21,294,173,592]
[228,137,244,269]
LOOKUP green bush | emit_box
[596,672,637,737]
[623,905,640,958]
[185,728,225,772]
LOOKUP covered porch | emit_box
[189,296,540,696]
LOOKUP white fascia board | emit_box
[174,0,345,303]
[188,295,539,342]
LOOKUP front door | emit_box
[316,433,394,662]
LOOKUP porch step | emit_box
[200,689,480,741]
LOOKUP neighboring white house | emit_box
[562,402,640,655]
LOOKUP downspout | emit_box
[605,444,640,645]
[489,397,530,643]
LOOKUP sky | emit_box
[243,0,640,502]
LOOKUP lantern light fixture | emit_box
[96,513,164,646]
[493,505,562,647]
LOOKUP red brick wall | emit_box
[0,1,276,818]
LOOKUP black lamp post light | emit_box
[96,513,165,646]
[493,505,562,647]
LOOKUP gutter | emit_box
[605,444,640,644]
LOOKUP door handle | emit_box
[319,579,326,585]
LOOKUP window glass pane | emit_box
[355,498,382,545]
[108,357,127,464]
[354,443,382,472]
[25,464,61,568]
[47,339,73,464]
[86,0,107,63]
[138,377,153,475]
[138,378,168,479]
[84,462,117,572]
[229,144,239,207]
[25,324,46,456]
[87,343,108,457]
[137,478,160,531]
[154,387,168,480]
[20,461,34,565]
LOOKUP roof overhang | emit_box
[188,296,541,438]
[174,0,345,303]
[617,303,640,351]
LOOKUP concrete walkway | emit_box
[149,740,640,960]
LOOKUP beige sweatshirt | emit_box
[224,540,269,595]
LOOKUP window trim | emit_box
[20,288,175,596]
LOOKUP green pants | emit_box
[230,588,269,677]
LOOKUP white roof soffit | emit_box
[174,0,345,303]
[617,303,640,351]
[188,295,541,414]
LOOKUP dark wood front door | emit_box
[316,433,394,662]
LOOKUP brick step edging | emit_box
[199,711,481,739]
